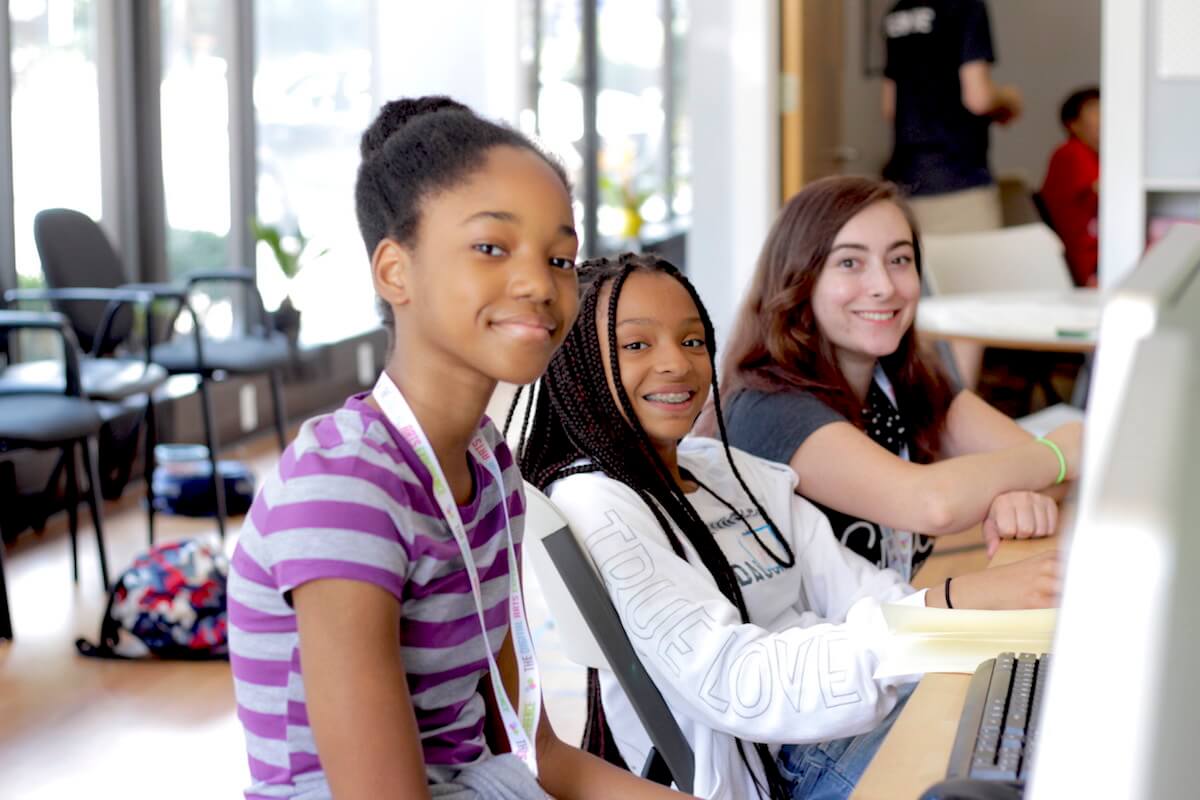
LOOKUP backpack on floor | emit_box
[76,537,229,660]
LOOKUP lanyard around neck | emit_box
[371,373,541,776]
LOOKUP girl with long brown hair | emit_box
[718,176,1080,608]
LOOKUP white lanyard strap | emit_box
[372,374,541,776]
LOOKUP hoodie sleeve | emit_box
[788,491,928,621]
[549,471,915,746]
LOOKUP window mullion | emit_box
[582,0,598,257]
[98,0,168,284]
[0,0,15,293]
[662,0,675,223]
[225,0,255,274]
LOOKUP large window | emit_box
[10,0,101,283]
[160,0,232,280]
[254,0,377,343]
[669,0,690,218]
[2,2,683,330]
[533,0,586,244]
[596,0,667,241]
[527,0,689,256]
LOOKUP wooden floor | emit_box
[0,392,987,797]
[0,435,269,799]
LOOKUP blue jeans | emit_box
[775,682,916,800]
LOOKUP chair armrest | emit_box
[183,268,257,287]
[119,284,211,371]
[126,273,270,343]
[119,281,187,301]
[4,287,155,305]
[181,269,270,334]
[0,308,75,331]
[0,310,85,396]
[5,287,155,357]
[120,281,196,329]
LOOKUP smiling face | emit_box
[811,200,920,378]
[379,145,580,385]
[597,270,712,456]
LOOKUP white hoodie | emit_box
[547,438,925,800]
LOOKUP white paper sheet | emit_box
[874,604,1056,678]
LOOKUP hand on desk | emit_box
[942,550,1062,610]
[982,491,1058,558]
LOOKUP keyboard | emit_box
[946,652,1050,785]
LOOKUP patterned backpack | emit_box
[76,538,229,660]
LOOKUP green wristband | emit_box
[1036,437,1068,485]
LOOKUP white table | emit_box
[916,289,1101,354]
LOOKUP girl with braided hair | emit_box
[228,97,688,800]
[514,253,925,800]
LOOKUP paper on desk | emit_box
[874,604,1056,678]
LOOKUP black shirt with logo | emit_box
[883,0,996,197]
[724,386,937,577]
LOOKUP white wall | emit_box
[989,0,1101,181]
[840,0,892,177]
[374,0,523,124]
[840,0,1101,186]
[685,0,778,343]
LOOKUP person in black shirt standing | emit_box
[882,0,1021,234]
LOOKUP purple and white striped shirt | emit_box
[228,393,524,798]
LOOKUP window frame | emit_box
[524,0,686,258]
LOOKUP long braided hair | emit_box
[509,253,795,799]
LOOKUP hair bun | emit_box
[360,96,471,158]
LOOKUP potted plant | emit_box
[250,218,327,343]
[600,173,653,244]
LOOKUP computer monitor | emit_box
[1029,225,1200,799]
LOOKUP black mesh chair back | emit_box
[29,209,291,543]
[34,208,133,354]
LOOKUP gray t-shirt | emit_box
[723,388,936,575]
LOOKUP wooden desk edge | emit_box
[850,534,1060,799]
[917,328,1096,354]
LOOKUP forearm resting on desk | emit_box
[923,547,1061,611]
[793,425,1077,538]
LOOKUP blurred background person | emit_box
[881,0,1022,235]
[1040,86,1100,287]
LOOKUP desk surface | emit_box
[851,535,1059,800]
[917,289,1101,353]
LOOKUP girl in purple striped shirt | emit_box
[227,97,690,800]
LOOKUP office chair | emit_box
[0,309,114,642]
[3,286,168,542]
[522,482,694,792]
[921,223,1081,413]
[920,223,1073,296]
[34,208,291,539]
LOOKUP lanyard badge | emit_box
[372,374,541,776]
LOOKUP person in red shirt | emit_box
[1040,87,1100,286]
